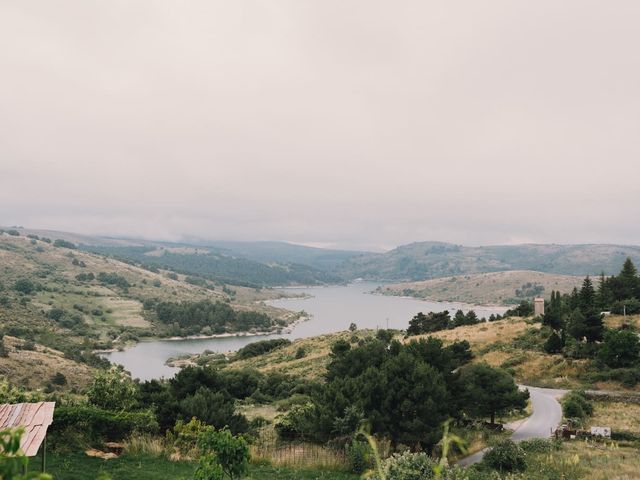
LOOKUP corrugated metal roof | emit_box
[0,402,56,456]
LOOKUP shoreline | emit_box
[95,314,311,355]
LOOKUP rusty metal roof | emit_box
[0,402,56,456]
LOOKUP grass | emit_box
[29,451,358,480]
[379,270,583,305]
[590,400,640,433]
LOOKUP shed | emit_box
[0,402,56,471]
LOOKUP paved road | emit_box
[457,386,567,466]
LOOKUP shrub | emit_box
[47,308,66,321]
[598,329,640,368]
[519,438,561,454]
[51,405,158,444]
[6,229,19,236]
[611,298,640,315]
[295,347,306,359]
[53,239,76,249]
[235,339,291,360]
[543,331,564,354]
[166,417,213,458]
[562,390,593,422]
[482,440,526,472]
[346,439,372,474]
[374,451,436,480]
[87,368,139,411]
[13,279,37,295]
[50,372,67,386]
[195,428,249,480]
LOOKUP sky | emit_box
[1,1,639,252]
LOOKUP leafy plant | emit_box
[195,428,249,480]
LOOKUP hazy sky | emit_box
[1,1,639,251]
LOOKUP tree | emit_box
[544,331,564,354]
[13,279,36,295]
[195,428,249,480]
[579,277,596,313]
[457,364,529,424]
[618,258,640,300]
[542,291,563,330]
[598,329,640,368]
[87,367,139,411]
[180,388,248,434]
[566,308,586,340]
[349,322,357,332]
[452,310,466,328]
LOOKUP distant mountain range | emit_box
[6,228,640,286]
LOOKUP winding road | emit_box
[457,386,567,466]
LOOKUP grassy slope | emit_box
[223,315,639,392]
[0,336,93,391]
[0,233,294,390]
[378,270,583,305]
[0,233,290,334]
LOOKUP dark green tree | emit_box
[598,329,640,368]
[544,331,564,354]
[457,363,529,424]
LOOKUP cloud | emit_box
[1,1,639,249]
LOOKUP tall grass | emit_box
[250,443,347,470]
[123,434,167,458]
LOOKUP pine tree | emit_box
[579,276,596,314]
[618,258,640,300]
[596,272,614,311]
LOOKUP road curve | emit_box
[457,386,567,466]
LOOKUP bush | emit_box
[611,298,640,315]
[346,439,372,474]
[47,308,66,321]
[598,329,640,368]
[295,347,306,359]
[166,417,213,458]
[482,440,526,472]
[374,451,437,480]
[195,428,249,480]
[87,368,139,411]
[562,391,593,422]
[235,339,291,360]
[50,372,67,386]
[51,405,159,444]
[519,438,561,454]
[543,331,564,354]
[53,239,77,249]
[13,279,37,295]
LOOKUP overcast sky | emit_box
[1,1,639,251]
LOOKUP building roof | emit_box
[0,402,56,456]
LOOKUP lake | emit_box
[103,282,508,380]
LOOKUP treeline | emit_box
[152,300,274,336]
[597,258,640,314]
[275,332,528,450]
[82,245,342,287]
[235,338,291,360]
[406,309,499,335]
[537,260,640,385]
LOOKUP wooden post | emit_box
[41,435,46,472]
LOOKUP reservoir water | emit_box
[103,283,508,380]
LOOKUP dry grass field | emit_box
[380,270,583,305]
[0,336,93,391]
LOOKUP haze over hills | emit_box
[334,241,640,281]
[6,227,640,286]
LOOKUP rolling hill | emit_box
[336,242,640,281]
[377,270,584,305]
